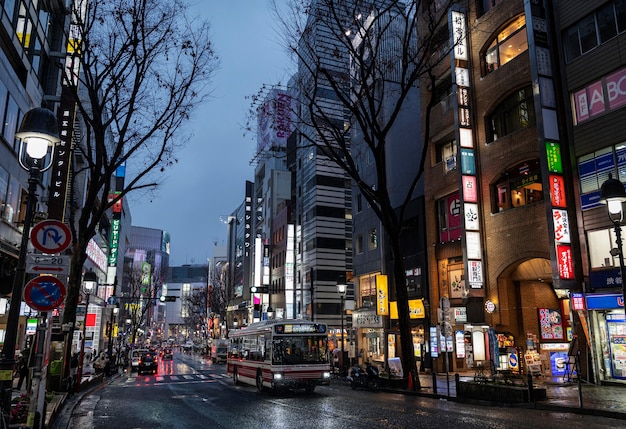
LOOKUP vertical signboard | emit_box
[243,181,254,292]
[450,7,484,293]
[525,0,576,286]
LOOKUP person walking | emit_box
[15,351,28,390]
[69,352,79,394]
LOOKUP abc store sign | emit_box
[573,66,626,123]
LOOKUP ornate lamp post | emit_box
[337,275,347,376]
[0,108,59,413]
[600,173,626,313]
[77,271,97,392]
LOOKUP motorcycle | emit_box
[347,362,380,390]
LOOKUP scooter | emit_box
[347,362,380,390]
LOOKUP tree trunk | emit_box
[389,233,420,390]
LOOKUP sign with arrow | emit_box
[26,254,69,275]
[30,220,72,254]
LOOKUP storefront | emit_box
[586,293,626,382]
[352,308,384,368]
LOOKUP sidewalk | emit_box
[385,372,626,420]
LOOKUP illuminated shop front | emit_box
[352,308,384,367]
[585,293,626,382]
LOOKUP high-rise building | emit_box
[292,0,354,329]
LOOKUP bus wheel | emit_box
[256,371,264,392]
[233,367,239,385]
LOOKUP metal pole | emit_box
[614,221,626,314]
[341,295,345,376]
[0,168,39,414]
[76,292,90,392]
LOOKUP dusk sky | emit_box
[127,2,293,266]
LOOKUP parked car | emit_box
[162,348,173,360]
[138,351,158,375]
[129,348,149,372]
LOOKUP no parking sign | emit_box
[23,275,66,311]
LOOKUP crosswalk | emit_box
[123,372,230,385]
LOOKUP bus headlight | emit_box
[273,373,283,380]
[322,371,331,379]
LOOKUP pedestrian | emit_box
[70,352,79,394]
[15,352,28,390]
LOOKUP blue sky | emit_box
[128,2,293,265]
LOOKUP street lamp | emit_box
[600,173,626,313]
[77,270,97,392]
[337,275,347,376]
[0,107,59,413]
[107,305,119,373]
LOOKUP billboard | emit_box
[257,88,293,153]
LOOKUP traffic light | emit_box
[160,295,177,302]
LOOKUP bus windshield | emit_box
[273,336,329,365]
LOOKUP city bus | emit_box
[226,319,331,393]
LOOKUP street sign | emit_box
[107,296,118,305]
[26,254,69,275]
[23,275,67,311]
[30,220,72,254]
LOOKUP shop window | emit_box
[491,159,543,213]
[437,192,462,243]
[483,15,527,75]
[359,274,377,308]
[435,140,457,172]
[487,86,535,142]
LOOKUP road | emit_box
[55,352,625,429]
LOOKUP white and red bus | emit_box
[226,319,331,393]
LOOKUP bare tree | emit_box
[183,289,208,345]
[120,267,159,345]
[265,0,454,389]
[59,0,218,361]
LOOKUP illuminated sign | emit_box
[277,324,327,334]
[549,175,567,208]
[390,299,425,319]
[376,275,389,316]
[552,209,571,243]
[556,245,574,279]
[546,141,562,173]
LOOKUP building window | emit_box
[369,228,378,250]
[578,144,626,196]
[359,274,377,308]
[487,86,535,141]
[355,234,363,254]
[437,192,462,243]
[564,1,626,62]
[479,0,506,16]
[491,159,543,213]
[483,15,528,75]
[435,140,457,172]
[587,228,621,269]
[355,193,362,213]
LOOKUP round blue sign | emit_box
[24,275,66,311]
